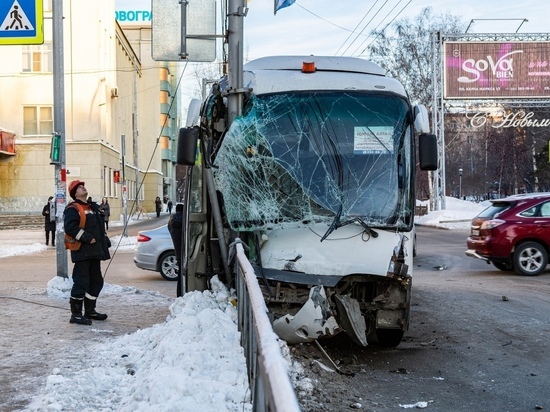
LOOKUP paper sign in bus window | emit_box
[354,126,394,154]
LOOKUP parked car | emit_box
[133,225,178,281]
[466,193,550,276]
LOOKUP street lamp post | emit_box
[459,168,463,199]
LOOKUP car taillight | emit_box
[480,219,505,230]
[137,233,152,242]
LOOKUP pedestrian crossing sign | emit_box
[0,0,43,45]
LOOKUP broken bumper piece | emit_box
[272,286,341,344]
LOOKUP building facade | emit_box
[0,0,180,219]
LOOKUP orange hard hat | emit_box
[69,180,85,199]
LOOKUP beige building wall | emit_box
[142,173,165,214]
[116,26,163,211]
[122,27,167,203]
[0,143,51,212]
[0,1,170,217]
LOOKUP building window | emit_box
[104,166,120,198]
[23,106,53,136]
[103,166,111,197]
[22,43,53,73]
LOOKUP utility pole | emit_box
[52,0,68,278]
[133,73,140,216]
[226,0,246,124]
[121,135,128,237]
[196,0,246,287]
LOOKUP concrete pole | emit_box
[204,0,245,282]
[121,135,128,237]
[53,0,68,277]
[133,71,140,215]
[226,0,245,124]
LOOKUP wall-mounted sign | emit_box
[115,9,152,25]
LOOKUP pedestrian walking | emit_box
[167,199,173,214]
[42,196,56,246]
[155,196,162,218]
[99,197,111,230]
[64,180,111,325]
[168,203,184,297]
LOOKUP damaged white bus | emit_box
[176,56,437,348]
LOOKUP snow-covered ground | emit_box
[27,276,253,412]
[0,197,487,411]
[415,197,487,230]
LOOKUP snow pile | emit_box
[29,277,252,412]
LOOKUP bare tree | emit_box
[364,8,466,201]
[182,62,225,103]
[365,8,550,199]
[365,7,465,106]
[534,141,550,191]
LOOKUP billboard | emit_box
[444,41,550,99]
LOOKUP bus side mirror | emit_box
[418,133,438,171]
[177,127,199,166]
[413,105,430,134]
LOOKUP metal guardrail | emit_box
[233,240,301,412]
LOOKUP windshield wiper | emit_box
[320,203,342,242]
[339,216,379,238]
[321,212,379,242]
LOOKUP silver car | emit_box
[133,225,178,281]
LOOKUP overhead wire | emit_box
[294,3,365,35]
[290,1,408,59]
[355,0,412,57]
[338,0,390,56]
[334,1,379,56]
[102,60,189,279]
[101,0,226,279]
[0,65,166,78]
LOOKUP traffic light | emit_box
[49,133,61,165]
[113,170,121,183]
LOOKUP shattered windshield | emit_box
[213,91,414,231]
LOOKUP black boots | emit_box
[69,297,107,324]
[69,298,92,325]
[84,296,108,321]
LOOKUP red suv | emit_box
[466,193,550,276]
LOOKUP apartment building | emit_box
[0,0,180,219]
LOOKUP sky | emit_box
[114,0,550,118]
[1,197,486,410]
[116,0,550,62]
[242,0,549,61]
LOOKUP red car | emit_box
[466,193,550,276]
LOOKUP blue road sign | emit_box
[0,0,43,45]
